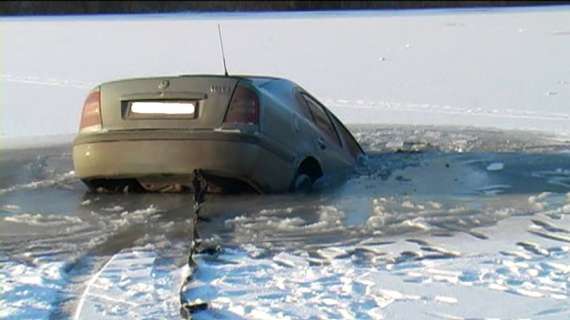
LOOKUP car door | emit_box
[298,92,353,175]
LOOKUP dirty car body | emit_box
[72,75,365,193]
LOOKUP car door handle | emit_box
[317,137,327,150]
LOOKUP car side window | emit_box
[302,94,341,146]
[331,115,363,158]
[293,89,314,121]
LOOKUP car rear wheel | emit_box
[292,173,312,193]
[290,157,323,193]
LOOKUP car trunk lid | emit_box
[99,76,238,131]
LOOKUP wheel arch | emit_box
[295,156,323,183]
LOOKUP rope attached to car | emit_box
[180,169,211,317]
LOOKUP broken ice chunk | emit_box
[486,162,504,171]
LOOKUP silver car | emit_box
[72,75,365,193]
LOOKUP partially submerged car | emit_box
[72,75,365,193]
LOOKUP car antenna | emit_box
[217,24,229,76]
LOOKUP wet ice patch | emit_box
[225,205,347,246]
[532,168,570,188]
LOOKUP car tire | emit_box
[292,173,312,194]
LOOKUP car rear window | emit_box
[257,80,313,120]
[302,94,341,146]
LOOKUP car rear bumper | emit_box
[72,130,296,193]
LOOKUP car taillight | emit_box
[224,85,259,124]
[79,90,101,130]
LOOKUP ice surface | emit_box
[174,127,570,319]
[73,246,190,320]
[2,117,570,317]
[0,259,67,319]
[185,193,570,319]
[2,6,570,137]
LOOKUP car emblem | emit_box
[158,80,170,90]
[209,85,230,94]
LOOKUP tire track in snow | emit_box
[0,73,95,89]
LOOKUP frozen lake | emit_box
[1,6,570,137]
[1,125,570,319]
[2,5,570,320]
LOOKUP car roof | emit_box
[180,74,286,81]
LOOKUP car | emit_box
[72,75,365,193]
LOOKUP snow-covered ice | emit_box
[73,247,190,320]
[1,6,570,137]
[184,192,570,320]
[0,260,67,319]
[2,4,570,320]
